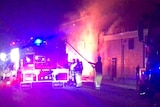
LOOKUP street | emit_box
[0,82,150,107]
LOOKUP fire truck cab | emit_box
[18,38,69,88]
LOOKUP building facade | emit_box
[100,30,147,80]
[60,18,147,80]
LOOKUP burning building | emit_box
[58,0,150,80]
[60,18,146,80]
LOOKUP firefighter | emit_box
[69,59,77,86]
[89,56,103,89]
[74,59,83,87]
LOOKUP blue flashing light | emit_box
[34,38,43,46]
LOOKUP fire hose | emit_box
[64,40,90,63]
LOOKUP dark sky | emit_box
[0,0,157,37]
[0,0,160,52]
[0,0,82,51]
[0,0,80,36]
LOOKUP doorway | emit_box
[112,58,117,79]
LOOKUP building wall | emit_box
[101,31,144,80]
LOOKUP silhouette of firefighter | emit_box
[69,58,83,87]
[89,56,103,89]
[69,59,77,86]
[74,59,83,87]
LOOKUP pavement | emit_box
[0,76,137,90]
[101,78,137,90]
[82,77,137,90]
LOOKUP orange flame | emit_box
[60,0,120,76]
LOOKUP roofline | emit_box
[103,29,148,41]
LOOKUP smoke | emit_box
[63,0,121,54]
[59,0,159,76]
[80,0,120,32]
[59,0,122,75]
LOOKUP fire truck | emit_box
[16,37,70,88]
[138,3,160,106]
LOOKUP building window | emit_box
[128,38,134,49]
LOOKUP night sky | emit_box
[0,0,81,51]
[0,0,160,52]
[0,0,80,35]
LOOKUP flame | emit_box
[61,0,120,76]
[66,22,97,76]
